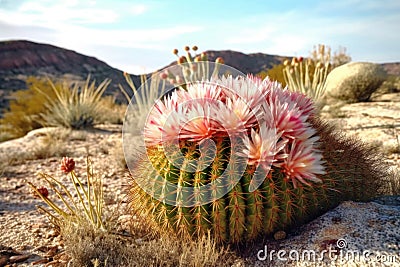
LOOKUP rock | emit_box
[325,62,387,103]
[253,197,400,266]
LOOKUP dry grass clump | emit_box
[1,128,73,165]
[62,217,240,267]
[30,129,73,159]
[109,141,127,170]
[385,168,400,196]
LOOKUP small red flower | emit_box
[33,186,49,198]
[61,157,75,174]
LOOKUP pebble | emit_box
[273,230,287,240]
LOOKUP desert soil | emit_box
[0,93,399,266]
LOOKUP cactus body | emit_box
[128,75,386,244]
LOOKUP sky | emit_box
[0,0,399,74]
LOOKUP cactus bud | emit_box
[173,48,179,55]
[184,46,190,52]
[192,45,198,51]
[176,75,184,84]
[298,56,304,62]
[160,71,168,80]
[283,59,290,66]
[178,56,187,64]
[215,57,224,64]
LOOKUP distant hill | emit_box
[0,40,399,113]
[175,50,287,74]
[0,40,141,110]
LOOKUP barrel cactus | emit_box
[127,74,386,244]
[324,62,387,103]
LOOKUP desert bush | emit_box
[29,156,238,266]
[258,64,287,87]
[0,77,59,139]
[325,62,387,103]
[310,44,351,67]
[119,72,166,136]
[373,75,400,97]
[96,95,126,125]
[29,128,72,159]
[37,77,111,129]
[0,76,119,141]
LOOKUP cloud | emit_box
[129,4,147,16]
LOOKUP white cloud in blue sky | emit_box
[0,0,399,74]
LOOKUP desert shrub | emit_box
[96,95,126,125]
[29,156,239,266]
[388,169,400,195]
[38,77,111,129]
[0,77,60,139]
[325,62,387,103]
[120,72,166,136]
[29,128,72,159]
[373,75,400,97]
[0,76,118,140]
[283,57,330,110]
[258,64,287,87]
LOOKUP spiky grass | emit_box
[35,76,111,129]
[119,72,166,135]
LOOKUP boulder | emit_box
[325,62,387,103]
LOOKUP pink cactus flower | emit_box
[278,141,325,188]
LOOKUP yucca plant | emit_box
[35,76,110,129]
[119,72,167,135]
[282,44,351,111]
[283,56,330,111]
[28,157,105,230]
[127,74,387,244]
